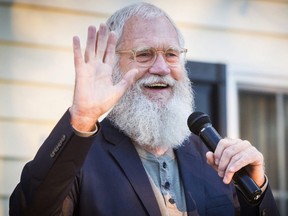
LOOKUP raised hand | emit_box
[206,138,265,187]
[70,24,142,132]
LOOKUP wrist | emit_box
[254,171,266,188]
[69,107,98,132]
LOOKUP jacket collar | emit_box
[101,119,162,216]
[175,137,206,215]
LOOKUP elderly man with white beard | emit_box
[10,2,279,216]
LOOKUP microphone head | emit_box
[187,112,212,135]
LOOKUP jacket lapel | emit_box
[175,139,206,215]
[101,119,161,216]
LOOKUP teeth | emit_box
[146,83,168,88]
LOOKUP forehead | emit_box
[119,16,179,49]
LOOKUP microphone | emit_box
[187,111,262,203]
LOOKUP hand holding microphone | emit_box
[187,112,264,203]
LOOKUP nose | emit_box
[148,53,171,76]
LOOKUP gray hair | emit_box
[106,2,185,48]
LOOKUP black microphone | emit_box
[187,111,262,203]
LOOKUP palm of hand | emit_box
[70,25,141,131]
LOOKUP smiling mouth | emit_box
[144,83,169,89]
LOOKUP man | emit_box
[10,2,279,216]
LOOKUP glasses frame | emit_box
[116,46,187,67]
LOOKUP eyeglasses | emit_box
[116,47,187,67]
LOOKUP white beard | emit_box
[107,66,194,149]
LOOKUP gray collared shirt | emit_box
[135,145,187,215]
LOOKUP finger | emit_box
[216,139,250,178]
[221,147,247,184]
[103,69,139,108]
[214,138,241,165]
[214,138,229,165]
[84,26,97,63]
[124,67,146,85]
[104,31,117,65]
[227,145,261,174]
[223,169,234,184]
[117,68,141,89]
[221,149,251,184]
[206,151,218,171]
[206,151,215,166]
[73,36,84,72]
[226,147,265,187]
[221,142,257,184]
[95,24,109,61]
[114,68,145,95]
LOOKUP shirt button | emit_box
[164,181,170,190]
[169,198,175,204]
[163,162,167,168]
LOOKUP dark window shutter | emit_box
[186,61,227,136]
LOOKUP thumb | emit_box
[116,68,144,91]
[206,151,218,171]
[112,68,143,103]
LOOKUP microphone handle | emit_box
[200,125,262,203]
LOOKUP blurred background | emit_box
[0,0,287,215]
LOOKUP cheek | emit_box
[171,67,184,81]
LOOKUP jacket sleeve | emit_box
[9,110,96,216]
[237,184,280,216]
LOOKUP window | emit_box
[239,90,288,215]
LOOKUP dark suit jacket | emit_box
[9,111,279,216]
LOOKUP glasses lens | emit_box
[135,48,155,65]
[165,48,181,65]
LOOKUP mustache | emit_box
[136,75,176,87]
